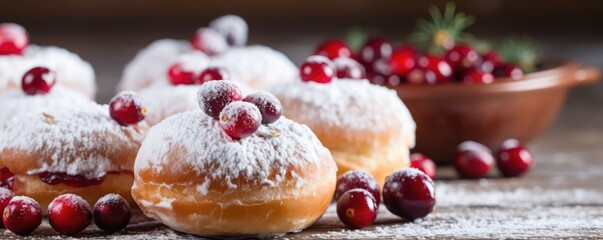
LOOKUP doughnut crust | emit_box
[271,80,416,186]
[132,111,336,236]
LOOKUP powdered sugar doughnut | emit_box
[211,45,298,90]
[0,45,96,98]
[271,79,416,186]
[139,80,255,126]
[132,111,336,236]
[0,85,91,128]
[118,39,195,91]
[0,103,149,211]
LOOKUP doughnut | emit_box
[132,111,336,236]
[0,45,96,98]
[0,85,91,128]
[139,80,255,126]
[271,79,416,186]
[118,15,297,92]
[0,104,149,211]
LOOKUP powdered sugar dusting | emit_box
[118,39,192,91]
[193,28,228,56]
[0,85,92,127]
[0,45,96,97]
[49,193,91,212]
[0,104,148,178]
[209,14,248,46]
[211,45,298,90]
[458,140,492,153]
[96,193,129,206]
[134,111,334,193]
[0,187,13,198]
[197,80,242,110]
[112,90,144,108]
[337,170,379,194]
[271,79,416,147]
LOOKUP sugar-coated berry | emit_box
[333,57,366,79]
[383,168,436,220]
[167,63,196,85]
[48,194,92,235]
[209,14,248,46]
[334,170,381,203]
[462,69,494,84]
[93,194,131,233]
[493,64,524,80]
[314,39,352,60]
[21,66,56,95]
[300,55,335,84]
[0,187,14,227]
[197,67,230,84]
[197,80,243,119]
[219,101,262,140]
[454,141,495,179]
[388,45,418,76]
[336,189,378,229]
[191,27,228,56]
[497,139,533,177]
[2,196,42,235]
[360,37,392,64]
[109,91,147,125]
[243,92,282,124]
[0,23,29,55]
[410,153,437,179]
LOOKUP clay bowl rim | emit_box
[390,61,600,99]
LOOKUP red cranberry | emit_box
[371,58,392,75]
[0,23,28,55]
[336,189,378,229]
[410,153,436,179]
[462,69,494,84]
[197,67,230,84]
[218,101,262,140]
[383,168,436,220]
[191,27,228,56]
[454,141,495,179]
[497,139,533,177]
[93,194,131,233]
[0,167,14,190]
[418,56,453,82]
[388,45,418,76]
[300,55,334,84]
[167,63,196,85]
[197,80,243,119]
[360,37,392,64]
[406,67,438,85]
[314,39,352,60]
[333,57,365,79]
[209,15,248,46]
[445,44,480,71]
[334,170,381,203]
[21,66,56,95]
[48,194,92,235]
[480,51,502,73]
[243,92,282,124]
[2,196,42,235]
[38,172,104,188]
[0,187,14,227]
[493,64,524,80]
[109,91,147,126]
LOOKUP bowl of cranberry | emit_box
[313,36,600,164]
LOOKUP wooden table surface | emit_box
[1,30,603,239]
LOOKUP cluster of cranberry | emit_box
[0,23,29,55]
[410,139,533,180]
[197,81,282,139]
[335,169,435,229]
[307,38,523,86]
[0,188,131,235]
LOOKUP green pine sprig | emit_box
[498,36,542,73]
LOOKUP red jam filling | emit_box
[0,167,14,190]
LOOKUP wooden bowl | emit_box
[390,61,601,164]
